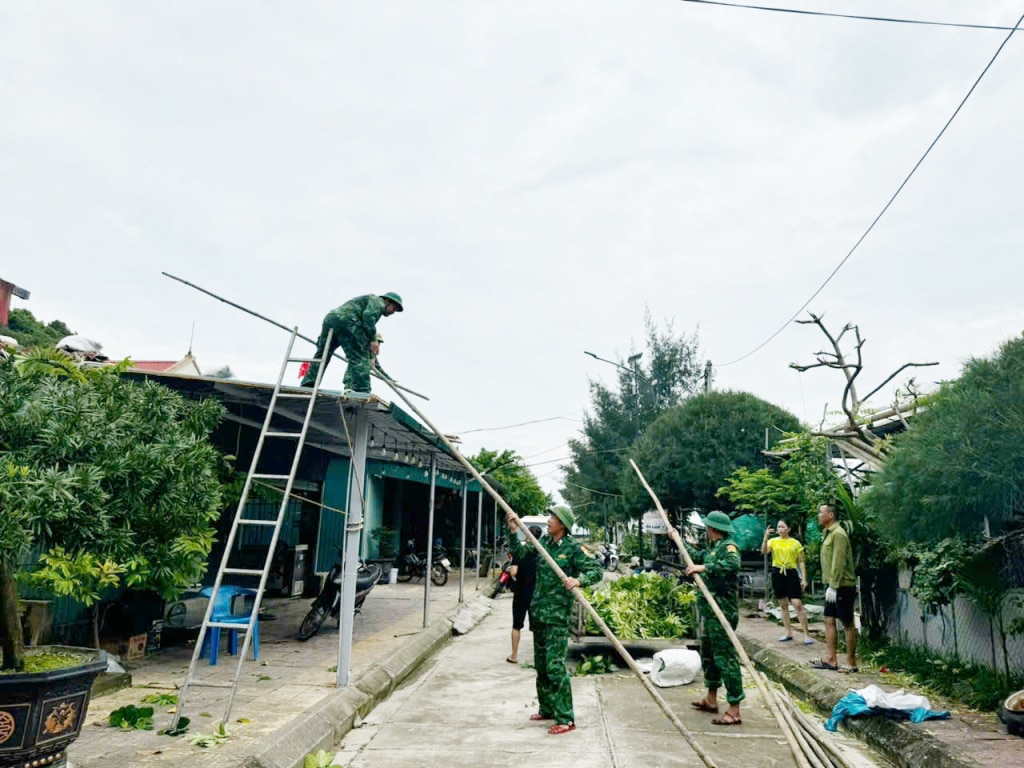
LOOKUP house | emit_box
[126,353,203,376]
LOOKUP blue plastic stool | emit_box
[198,586,259,666]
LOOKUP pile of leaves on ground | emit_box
[583,572,697,639]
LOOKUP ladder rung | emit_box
[189,681,236,689]
[265,431,302,438]
[223,568,265,576]
[287,357,322,364]
[277,392,312,399]
[238,519,278,527]
[251,474,290,480]
[207,621,252,630]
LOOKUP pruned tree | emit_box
[789,312,938,468]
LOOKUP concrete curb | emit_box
[241,591,497,768]
[740,635,983,768]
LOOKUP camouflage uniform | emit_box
[509,528,603,725]
[301,295,386,391]
[689,537,745,705]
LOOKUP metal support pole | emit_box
[337,405,369,687]
[474,489,483,591]
[458,474,467,603]
[423,454,437,628]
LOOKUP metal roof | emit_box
[122,370,469,474]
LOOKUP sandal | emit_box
[779,636,793,642]
[808,659,838,671]
[711,712,742,726]
[839,665,859,673]
[548,723,576,735]
[506,656,518,664]
[529,713,553,721]
[691,700,719,713]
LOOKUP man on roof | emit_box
[300,292,403,392]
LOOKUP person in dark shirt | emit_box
[507,525,543,664]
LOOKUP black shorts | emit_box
[770,568,802,600]
[823,586,857,625]
[512,587,533,630]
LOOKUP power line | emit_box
[677,0,1021,32]
[719,10,1024,367]
[456,411,583,435]
[562,479,623,498]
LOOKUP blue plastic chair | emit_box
[199,586,259,666]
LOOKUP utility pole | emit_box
[703,360,713,393]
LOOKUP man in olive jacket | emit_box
[507,507,603,735]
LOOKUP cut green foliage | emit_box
[304,750,336,768]
[109,705,155,731]
[583,572,697,639]
[575,653,617,676]
[190,723,229,748]
[159,717,190,737]
[0,650,88,675]
[141,693,178,706]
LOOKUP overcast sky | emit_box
[3,1,1023,503]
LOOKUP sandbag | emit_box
[650,648,701,688]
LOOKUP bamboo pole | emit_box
[629,459,813,768]
[383,381,720,768]
[779,687,858,768]
[768,687,832,768]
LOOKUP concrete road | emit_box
[332,592,889,768]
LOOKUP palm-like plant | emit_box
[0,347,225,670]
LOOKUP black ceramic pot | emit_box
[0,647,107,768]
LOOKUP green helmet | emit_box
[703,511,734,535]
[551,507,575,531]
[375,332,384,343]
[380,292,404,311]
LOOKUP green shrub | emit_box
[583,572,697,639]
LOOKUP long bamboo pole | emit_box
[162,272,430,401]
[629,459,813,768]
[383,381,720,768]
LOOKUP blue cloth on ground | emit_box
[825,692,950,732]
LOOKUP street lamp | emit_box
[583,349,647,564]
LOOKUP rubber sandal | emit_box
[711,713,742,726]
[548,723,576,735]
[779,636,793,642]
[691,700,719,713]
[529,713,553,721]
[506,656,518,664]
[803,639,814,645]
[839,665,859,673]
[808,659,838,671]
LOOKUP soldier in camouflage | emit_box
[300,292,403,391]
[507,507,603,735]
[686,510,745,726]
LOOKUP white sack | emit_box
[855,684,932,712]
[650,648,702,688]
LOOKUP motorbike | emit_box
[297,548,382,641]
[495,553,516,595]
[395,539,451,586]
[595,543,620,572]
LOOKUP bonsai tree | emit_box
[0,348,225,671]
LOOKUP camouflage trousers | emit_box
[700,614,745,705]
[533,624,575,725]
[300,313,371,391]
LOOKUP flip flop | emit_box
[691,700,719,713]
[711,713,742,726]
[808,659,838,671]
[779,636,793,642]
[529,713,553,721]
[548,723,576,735]
[839,665,859,673]
[803,639,814,646]
[506,656,518,664]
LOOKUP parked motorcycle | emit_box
[494,553,516,595]
[395,539,451,586]
[594,543,620,572]
[297,549,382,641]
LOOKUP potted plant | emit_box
[0,348,225,767]
[370,526,396,560]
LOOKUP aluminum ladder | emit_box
[173,327,333,729]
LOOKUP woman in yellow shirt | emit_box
[761,520,812,645]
